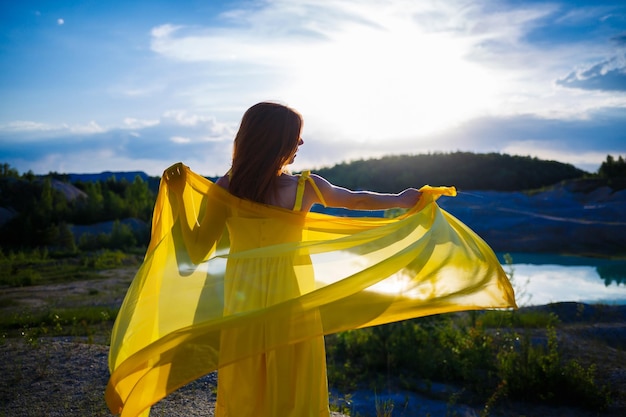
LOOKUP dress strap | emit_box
[293,170,327,211]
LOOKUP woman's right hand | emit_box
[164,163,187,195]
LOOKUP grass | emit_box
[0,248,140,287]
[374,393,395,417]
[0,249,131,345]
[0,305,118,345]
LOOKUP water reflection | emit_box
[498,253,626,306]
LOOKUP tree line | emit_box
[598,154,626,179]
[0,163,156,252]
[1,152,624,253]
[314,151,592,192]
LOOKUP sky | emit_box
[1,0,625,177]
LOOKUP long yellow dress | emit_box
[216,171,329,416]
[106,164,517,417]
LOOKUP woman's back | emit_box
[218,171,316,253]
[218,171,314,210]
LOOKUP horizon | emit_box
[4,150,600,178]
[1,0,625,176]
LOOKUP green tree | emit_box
[88,181,105,219]
[124,175,154,220]
[39,178,54,215]
[109,220,137,249]
[57,222,77,253]
[0,163,19,178]
[598,154,626,178]
[104,189,125,219]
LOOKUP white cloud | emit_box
[66,121,105,134]
[123,117,160,129]
[170,136,192,144]
[0,121,57,132]
[117,86,163,97]
[161,110,235,139]
[151,23,182,39]
[0,120,104,135]
[149,1,504,138]
[145,0,625,143]
[18,151,172,176]
[57,18,64,25]
[557,54,626,92]
[162,110,211,127]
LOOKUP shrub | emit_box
[91,250,127,269]
[495,326,610,410]
[326,316,610,412]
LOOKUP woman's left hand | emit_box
[164,163,187,195]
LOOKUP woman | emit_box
[106,102,515,417]
[166,102,422,416]
[167,102,422,253]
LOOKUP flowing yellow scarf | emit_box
[106,164,516,416]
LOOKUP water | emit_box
[497,252,626,306]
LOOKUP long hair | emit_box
[228,102,303,203]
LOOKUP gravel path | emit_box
[0,338,348,417]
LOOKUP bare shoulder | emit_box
[278,172,299,182]
[302,173,338,209]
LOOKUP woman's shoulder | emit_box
[307,173,332,189]
[216,175,229,190]
[277,172,301,184]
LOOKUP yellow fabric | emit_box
[293,170,308,211]
[294,170,327,211]
[106,164,517,417]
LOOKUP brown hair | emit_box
[228,102,303,203]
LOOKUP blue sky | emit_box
[1,0,625,177]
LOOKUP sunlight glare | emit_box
[285,13,499,141]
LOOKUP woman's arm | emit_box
[309,173,421,210]
[165,163,226,264]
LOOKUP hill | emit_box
[66,171,162,194]
[67,171,150,183]
[314,152,588,192]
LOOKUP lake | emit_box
[497,252,626,306]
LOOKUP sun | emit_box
[282,14,500,142]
